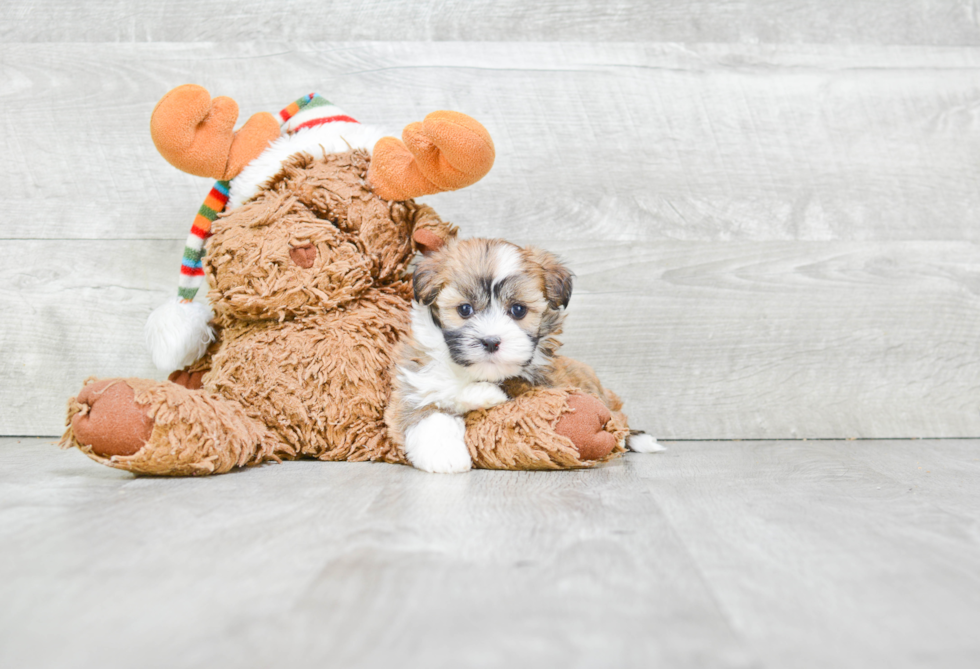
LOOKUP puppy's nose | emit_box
[289,244,317,269]
[480,336,501,353]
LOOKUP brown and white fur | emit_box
[385,237,662,473]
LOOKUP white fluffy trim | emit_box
[227,122,390,209]
[144,298,215,372]
[628,433,666,453]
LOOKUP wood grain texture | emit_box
[4,41,980,438]
[0,240,183,436]
[3,239,979,438]
[2,437,979,668]
[638,439,980,669]
[3,43,980,242]
[550,240,980,440]
[4,1,980,45]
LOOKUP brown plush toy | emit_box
[60,85,636,476]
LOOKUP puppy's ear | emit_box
[412,255,442,306]
[526,247,573,309]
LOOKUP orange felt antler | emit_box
[368,111,495,201]
[150,84,281,180]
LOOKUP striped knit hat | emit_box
[178,94,357,302]
[145,93,361,371]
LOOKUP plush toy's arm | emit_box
[492,356,634,466]
[464,387,627,470]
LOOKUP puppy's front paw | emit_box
[456,382,509,412]
[627,433,666,453]
[404,413,473,474]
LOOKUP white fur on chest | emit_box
[397,305,509,414]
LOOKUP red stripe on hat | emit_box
[207,186,229,204]
[279,101,300,122]
[179,265,205,277]
[292,115,359,132]
[190,221,211,239]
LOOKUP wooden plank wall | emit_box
[2,3,980,438]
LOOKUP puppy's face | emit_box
[413,238,572,382]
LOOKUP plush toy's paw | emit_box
[627,433,666,453]
[457,382,509,413]
[404,413,472,474]
[554,393,618,461]
[70,380,154,457]
[63,378,286,476]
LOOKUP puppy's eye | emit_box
[508,304,528,320]
[457,304,474,318]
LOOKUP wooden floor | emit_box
[2,437,978,668]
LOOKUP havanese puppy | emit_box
[385,237,662,474]
[385,239,663,473]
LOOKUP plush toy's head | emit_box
[205,149,448,324]
[145,85,493,370]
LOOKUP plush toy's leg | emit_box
[464,388,628,470]
[61,378,287,476]
[543,356,664,454]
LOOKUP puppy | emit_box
[385,237,661,474]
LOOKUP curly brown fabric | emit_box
[207,287,412,464]
[466,388,626,470]
[62,378,283,476]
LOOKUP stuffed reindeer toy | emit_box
[61,84,648,475]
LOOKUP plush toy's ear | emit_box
[412,228,446,256]
[150,84,281,180]
[411,203,459,257]
[525,247,574,309]
[369,111,495,201]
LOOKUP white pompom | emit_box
[627,433,666,453]
[144,297,215,372]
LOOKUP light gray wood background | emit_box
[3,3,980,438]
